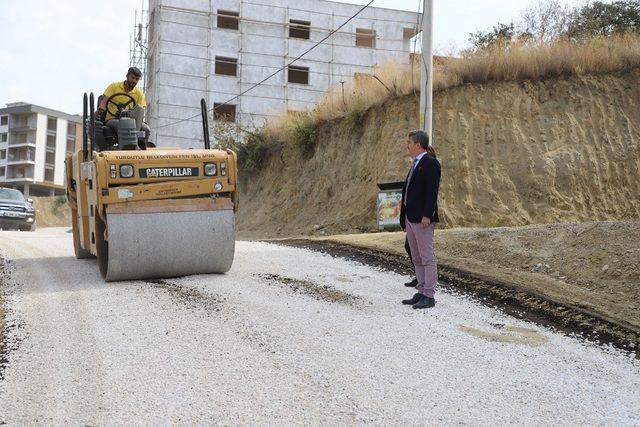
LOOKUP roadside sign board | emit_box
[377,190,402,230]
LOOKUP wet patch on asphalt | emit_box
[458,323,549,347]
[145,279,225,313]
[256,273,360,306]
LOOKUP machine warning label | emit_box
[140,167,199,178]
[118,189,134,199]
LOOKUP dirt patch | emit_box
[277,237,639,355]
[458,325,549,347]
[31,196,71,228]
[256,273,360,306]
[146,279,224,313]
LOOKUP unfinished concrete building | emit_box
[145,0,420,147]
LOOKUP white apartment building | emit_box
[0,103,82,196]
[145,0,420,147]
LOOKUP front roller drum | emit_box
[98,206,235,281]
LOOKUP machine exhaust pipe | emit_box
[82,93,88,161]
[89,92,95,158]
[201,98,211,150]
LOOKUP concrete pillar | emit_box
[23,183,30,196]
[49,188,55,196]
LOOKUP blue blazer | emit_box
[400,154,441,228]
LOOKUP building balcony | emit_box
[6,158,36,165]
[4,176,36,183]
[8,140,36,148]
[9,124,37,132]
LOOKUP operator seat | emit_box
[94,94,153,151]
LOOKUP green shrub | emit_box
[219,132,277,175]
[285,114,317,159]
[345,102,366,127]
[52,195,66,214]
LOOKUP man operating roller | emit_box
[95,67,151,146]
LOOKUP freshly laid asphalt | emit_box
[0,228,638,424]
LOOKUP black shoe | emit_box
[402,293,423,305]
[404,277,418,287]
[413,296,435,309]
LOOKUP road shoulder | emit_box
[278,229,639,354]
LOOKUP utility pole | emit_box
[419,0,434,144]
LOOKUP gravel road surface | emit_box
[0,228,638,424]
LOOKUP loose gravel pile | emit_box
[0,228,638,424]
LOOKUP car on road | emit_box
[0,188,36,231]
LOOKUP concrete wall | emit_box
[146,0,419,147]
[53,118,68,186]
[0,115,7,179]
[33,113,47,183]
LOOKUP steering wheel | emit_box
[105,92,137,119]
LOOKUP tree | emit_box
[565,0,640,39]
[467,22,519,52]
[519,0,573,43]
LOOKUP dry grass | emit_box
[262,34,640,146]
[453,34,640,84]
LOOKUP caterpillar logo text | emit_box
[140,167,199,178]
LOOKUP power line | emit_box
[156,0,376,130]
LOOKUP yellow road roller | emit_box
[66,93,238,281]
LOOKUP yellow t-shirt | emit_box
[103,81,146,120]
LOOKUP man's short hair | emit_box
[127,67,142,78]
[408,130,430,149]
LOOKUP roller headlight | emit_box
[120,164,134,178]
[204,163,217,176]
[220,162,227,176]
[214,181,223,191]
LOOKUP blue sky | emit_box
[0,0,580,114]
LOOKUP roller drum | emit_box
[104,209,235,281]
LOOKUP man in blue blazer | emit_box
[400,130,441,309]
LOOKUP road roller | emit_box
[66,93,238,281]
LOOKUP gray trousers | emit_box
[406,219,438,298]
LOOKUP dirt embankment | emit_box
[238,70,640,238]
[31,196,70,228]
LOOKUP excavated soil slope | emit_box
[238,71,640,238]
[31,196,70,228]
